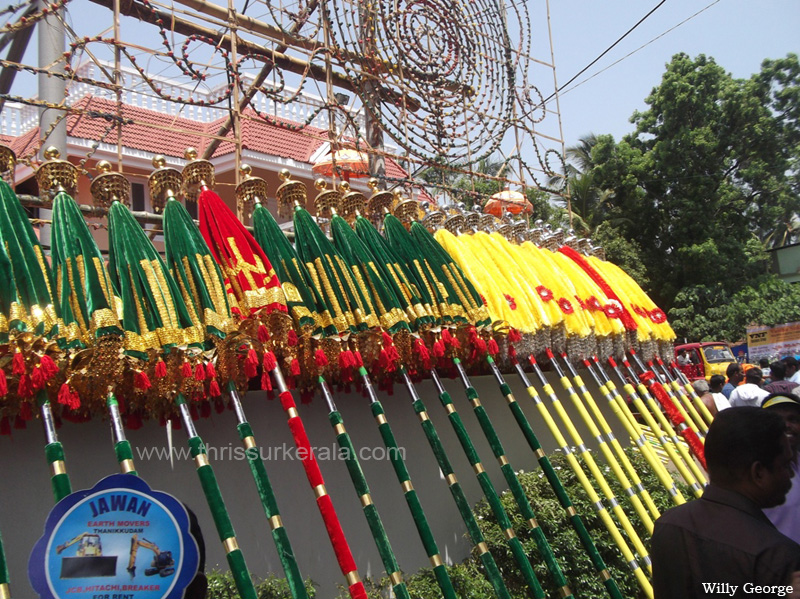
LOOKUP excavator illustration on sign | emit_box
[127,534,175,578]
[56,533,118,578]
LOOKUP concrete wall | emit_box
[0,368,632,597]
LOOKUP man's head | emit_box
[770,361,788,382]
[760,357,771,369]
[782,356,798,379]
[763,393,800,453]
[726,362,744,385]
[709,374,726,393]
[692,379,709,395]
[705,407,794,508]
[744,367,763,386]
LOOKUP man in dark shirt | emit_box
[651,407,800,598]
[765,361,800,395]
[722,362,744,399]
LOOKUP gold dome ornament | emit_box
[181,147,215,202]
[90,160,131,208]
[235,164,269,217]
[0,144,16,186]
[313,178,342,222]
[275,168,307,219]
[36,146,78,200]
[337,181,366,225]
[148,155,183,213]
[393,190,424,230]
[365,178,394,229]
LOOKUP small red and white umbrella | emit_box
[312,148,370,180]
[483,188,533,217]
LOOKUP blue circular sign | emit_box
[30,474,200,599]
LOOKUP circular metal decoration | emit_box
[90,160,131,208]
[325,0,515,163]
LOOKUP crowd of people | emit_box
[653,356,800,597]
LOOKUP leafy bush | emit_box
[207,570,316,599]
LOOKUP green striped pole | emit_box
[226,382,308,599]
[317,376,411,599]
[512,361,654,599]
[557,354,661,521]
[107,393,137,476]
[483,357,624,599]
[357,366,458,599]
[428,368,546,599]
[581,359,686,507]
[604,359,703,499]
[449,358,572,599]
[174,393,258,599]
[400,369,511,599]
[37,389,71,503]
[545,353,656,533]
[525,355,653,570]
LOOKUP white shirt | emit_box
[728,383,769,408]
[711,392,731,412]
[790,370,800,385]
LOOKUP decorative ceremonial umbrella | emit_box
[312,148,370,180]
[484,188,532,217]
[193,162,368,599]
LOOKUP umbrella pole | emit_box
[620,357,707,484]
[107,393,137,476]
[428,367,546,599]
[399,368,512,599]
[226,382,309,599]
[173,393,259,599]
[481,356,625,599]
[37,389,72,502]
[267,365,368,599]
[656,358,714,428]
[0,528,8,599]
[543,351,656,532]
[316,376,412,599]
[604,359,703,498]
[355,365,459,599]
[581,359,686,506]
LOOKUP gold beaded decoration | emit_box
[442,213,466,235]
[148,155,183,213]
[0,144,16,186]
[477,212,497,232]
[236,164,268,217]
[338,181,366,225]
[463,211,479,231]
[393,195,423,229]
[276,169,307,219]
[181,147,215,202]
[90,161,131,208]
[420,208,446,232]
[36,146,78,200]
[365,178,394,228]
[313,178,342,221]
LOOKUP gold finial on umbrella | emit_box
[36,146,78,200]
[477,212,498,232]
[181,147,215,202]
[235,164,268,217]
[337,180,366,225]
[463,211,480,232]
[90,160,131,208]
[393,191,422,230]
[148,155,182,213]
[365,177,394,228]
[0,144,16,186]
[275,168,306,219]
[313,178,342,221]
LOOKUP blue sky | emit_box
[548,0,800,148]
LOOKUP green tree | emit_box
[589,53,800,339]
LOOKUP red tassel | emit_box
[258,324,271,343]
[194,364,206,381]
[40,355,59,379]
[69,389,81,411]
[441,328,453,346]
[0,370,8,397]
[339,351,351,372]
[287,329,299,346]
[11,351,25,376]
[378,348,390,370]
[353,351,364,368]
[181,361,193,378]
[214,397,225,414]
[300,390,313,405]
[155,359,167,378]
[290,358,301,377]
[205,362,217,380]
[126,412,143,430]
[245,349,259,378]
[382,331,393,347]
[415,338,432,370]
[134,371,152,391]
[488,338,500,356]
[0,417,10,436]
[262,351,277,372]
[433,339,445,358]
[508,328,522,343]
[13,416,26,430]
[315,348,329,367]
[261,371,273,391]
[18,400,32,421]
[17,374,33,398]
[209,379,222,398]
[31,365,46,391]
[189,405,199,421]
[200,402,211,418]
[508,345,517,360]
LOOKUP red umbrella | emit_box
[483,188,532,217]
[312,148,370,180]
